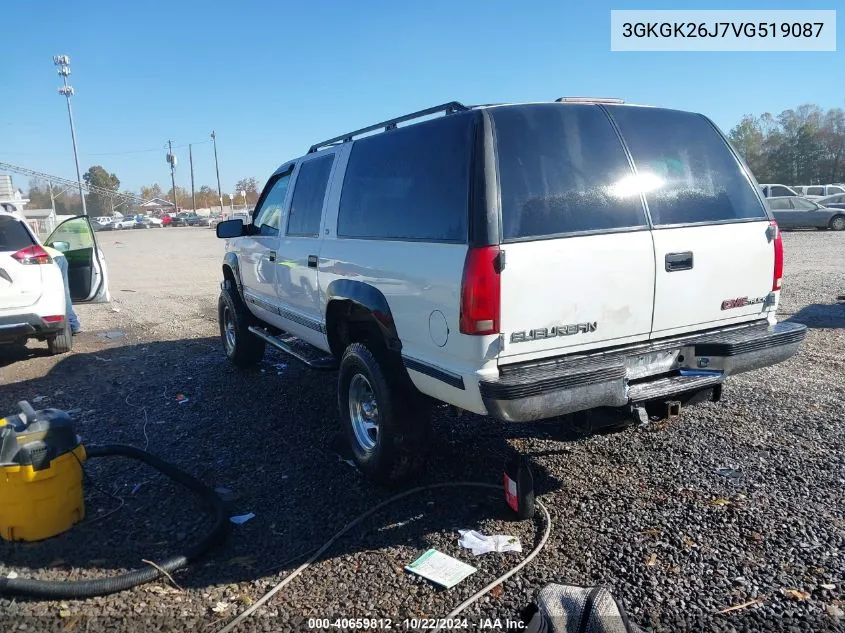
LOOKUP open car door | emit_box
[44,216,111,303]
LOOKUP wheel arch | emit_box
[325,280,401,360]
[222,253,243,292]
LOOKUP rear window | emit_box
[337,112,474,242]
[608,106,767,226]
[491,104,646,240]
[0,216,35,252]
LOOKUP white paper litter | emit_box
[405,549,476,588]
[229,512,255,525]
[458,529,522,556]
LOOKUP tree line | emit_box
[728,104,845,185]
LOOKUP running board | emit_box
[248,326,338,371]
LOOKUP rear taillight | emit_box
[459,246,501,335]
[43,315,65,323]
[12,244,52,265]
[771,220,783,291]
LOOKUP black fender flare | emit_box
[222,253,243,295]
[325,280,401,352]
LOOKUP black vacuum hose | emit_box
[0,444,230,599]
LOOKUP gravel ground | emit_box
[1,227,843,632]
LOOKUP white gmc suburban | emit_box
[216,98,807,484]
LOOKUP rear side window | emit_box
[287,155,334,237]
[492,104,646,240]
[829,186,845,195]
[771,186,793,197]
[608,106,767,226]
[337,112,473,242]
[767,198,791,210]
[0,216,35,251]
[807,186,824,196]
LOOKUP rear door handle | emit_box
[268,251,276,262]
[307,255,318,268]
[665,251,693,272]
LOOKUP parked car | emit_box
[133,215,162,229]
[114,217,136,230]
[759,184,800,198]
[161,215,173,227]
[0,206,110,354]
[171,212,201,227]
[93,219,114,231]
[793,184,845,200]
[766,196,845,231]
[213,98,807,484]
[818,193,845,211]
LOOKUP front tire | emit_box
[47,323,73,355]
[218,282,265,367]
[829,215,845,231]
[338,343,430,485]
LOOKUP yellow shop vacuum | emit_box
[0,401,230,600]
[0,401,86,542]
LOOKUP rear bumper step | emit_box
[481,320,806,422]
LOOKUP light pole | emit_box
[53,55,87,216]
[167,140,178,211]
[211,131,224,214]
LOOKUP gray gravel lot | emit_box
[1,227,843,632]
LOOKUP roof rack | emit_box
[555,96,625,104]
[308,101,469,153]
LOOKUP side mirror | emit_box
[216,219,246,239]
[49,241,71,252]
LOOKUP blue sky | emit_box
[1,0,842,195]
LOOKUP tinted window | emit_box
[491,105,645,240]
[253,172,291,237]
[771,186,793,197]
[337,113,473,242]
[807,186,824,196]
[767,198,791,210]
[828,186,845,195]
[287,155,334,237]
[609,107,767,225]
[0,216,35,251]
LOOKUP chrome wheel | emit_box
[222,304,236,352]
[349,373,379,451]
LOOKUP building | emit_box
[140,198,176,216]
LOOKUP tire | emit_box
[218,282,265,367]
[829,215,845,231]
[338,342,430,485]
[47,322,73,355]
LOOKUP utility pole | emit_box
[189,144,196,211]
[211,131,223,215]
[167,140,178,212]
[47,181,55,215]
[53,55,87,216]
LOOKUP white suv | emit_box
[793,184,845,200]
[0,208,110,354]
[215,99,807,483]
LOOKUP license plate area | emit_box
[625,349,682,381]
